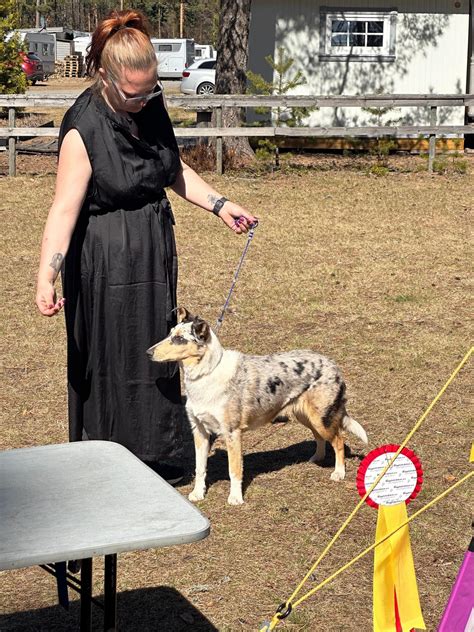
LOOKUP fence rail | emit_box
[1,93,473,176]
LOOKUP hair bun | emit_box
[86,9,151,77]
[110,10,149,35]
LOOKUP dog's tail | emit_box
[342,415,368,444]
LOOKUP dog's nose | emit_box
[146,346,155,358]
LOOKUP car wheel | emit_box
[31,79,37,85]
[197,82,215,95]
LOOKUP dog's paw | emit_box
[227,493,244,505]
[188,488,206,502]
[330,470,345,482]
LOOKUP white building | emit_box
[248,1,472,128]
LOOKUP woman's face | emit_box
[100,65,159,114]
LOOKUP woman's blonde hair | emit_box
[86,9,156,80]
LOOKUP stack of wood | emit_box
[63,54,84,78]
[52,60,65,78]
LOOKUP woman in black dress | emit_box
[35,10,257,483]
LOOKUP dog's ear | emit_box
[192,318,210,343]
[177,307,193,323]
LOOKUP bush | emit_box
[0,0,27,94]
[367,164,390,177]
[180,142,241,172]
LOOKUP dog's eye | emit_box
[171,335,187,345]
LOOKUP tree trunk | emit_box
[215,0,254,160]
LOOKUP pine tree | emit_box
[247,46,314,167]
[0,0,27,94]
[215,0,254,160]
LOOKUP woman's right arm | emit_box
[36,129,92,317]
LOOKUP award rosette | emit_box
[357,445,426,632]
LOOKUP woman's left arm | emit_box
[170,159,258,233]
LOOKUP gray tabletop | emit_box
[0,441,210,571]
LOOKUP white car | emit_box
[180,58,216,95]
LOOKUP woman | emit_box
[35,10,257,483]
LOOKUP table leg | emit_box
[80,557,93,632]
[104,553,117,631]
[55,561,69,610]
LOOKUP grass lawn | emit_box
[0,159,472,631]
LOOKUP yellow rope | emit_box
[267,346,472,630]
[266,470,473,630]
[292,470,473,608]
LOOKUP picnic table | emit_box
[0,441,210,630]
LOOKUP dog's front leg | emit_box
[225,429,244,505]
[188,422,210,502]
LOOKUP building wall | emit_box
[248,0,470,126]
[56,40,73,61]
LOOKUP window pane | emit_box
[159,44,172,51]
[367,35,383,46]
[350,21,366,33]
[349,34,365,46]
[368,21,384,33]
[331,34,348,46]
[331,20,348,33]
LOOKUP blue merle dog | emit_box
[147,308,368,505]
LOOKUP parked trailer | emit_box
[151,38,195,78]
[194,44,216,60]
[24,33,55,77]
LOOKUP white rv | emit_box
[194,44,216,60]
[150,38,195,79]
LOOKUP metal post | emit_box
[216,106,223,176]
[103,554,117,632]
[80,558,93,632]
[428,105,437,173]
[8,107,16,177]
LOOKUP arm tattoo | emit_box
[49,253,64,273]
[207,194,220,206]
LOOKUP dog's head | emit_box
[147,307,212,365]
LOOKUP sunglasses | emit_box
[110,77,163,105]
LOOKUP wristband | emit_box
[212,197,228,216]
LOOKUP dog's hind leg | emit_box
[294,393,346,480]
[225,429,244,505]
[291,402,326,463]
[188,421,210,502]
[329,432,345,481]
[309,437,326,464]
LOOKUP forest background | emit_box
[14,0,219,43]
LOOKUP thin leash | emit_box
[215,218,259,333]
[213,217,286,454]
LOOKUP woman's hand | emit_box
[36,281,65,317]
[217,201,258,234]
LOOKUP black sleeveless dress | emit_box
[59,87,184,464]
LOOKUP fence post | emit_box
[216,106,223,175]
[8,107,16,177]
[428,106,437,173]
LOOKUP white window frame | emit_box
[319,7,397,61]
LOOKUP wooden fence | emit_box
[1,93,473,176]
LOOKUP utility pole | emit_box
[179,1,184,37]
[35,0,40,28]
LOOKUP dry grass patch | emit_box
[0,163,473,631]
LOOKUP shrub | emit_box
[0,0,27,94]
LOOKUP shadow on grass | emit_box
[0,585,218,631]
[204,439,366,494]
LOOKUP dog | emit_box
[147,308,368,505]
